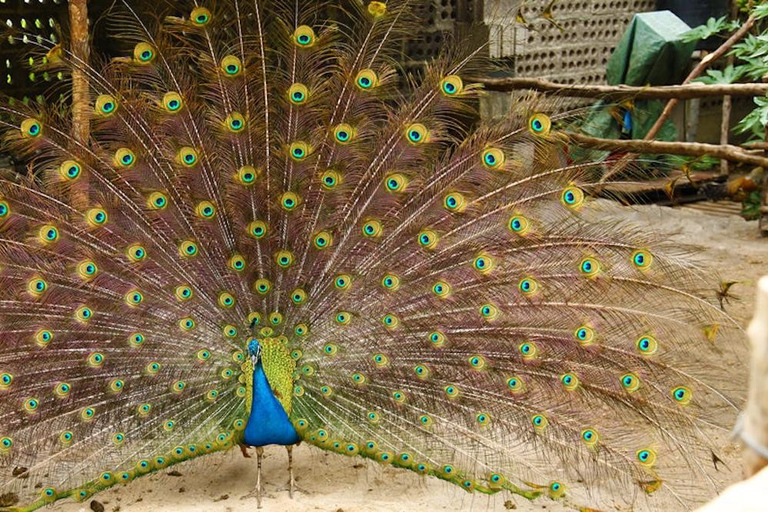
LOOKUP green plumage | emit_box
[0,1,742,510]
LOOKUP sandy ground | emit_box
[52,201,767,512]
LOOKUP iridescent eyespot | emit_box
[488,473,504,487]
[280,191,300,211]
[221,368,234,379]
[392,390,406,404]
[419,415,433,428]
[632,249,653,270]
[38,224,59,244]
[85,207,108,227]
[95,94,118,116]
[197,349,211,362]
[405,123,428,144]
[382,313,399,329]
[177,147,199,168]
[531,413,548,431]
[476,413,491,425]
[518,277,538,295]
[417,229,438,249]
[179,240,199,258]
[35,329,53,348]
[481,147,505,170]
[75,305,93,323]
[175,285,193,301]
[190,7,211,26]
[313,231,332,249]
[468,355,486,370]
[196,200,216,219]
[581,428,599,447]
[444,384,459,398]
[222,325,237,338]
[636,448,657,467]
[225,112,246,132]
[60,431,73,444]
[291,288,307,305]
[268,312,283,325]
[351,372,366,385]
[0,436,12,452]
[334,274,352,290]
[443,192,466,212]
[320,170,341,190]
[27,276,47,297]
[288,83,309,105]
[428,330,446,348]
[293,25,316,47]
[574,325,595,346]
[114,148,136,169]
[355,69,379,90]
[473,254,494,274]
[59,159,82,181]
[171,381,186,393]
[80,407,96,421]
[124,289,143,307]
[162,92,183,113]
[109,379,124,394]
[227,254,246,272]
[529,113,552,136]
[384,173,408,193]
[372,353,389,367]
[579,257,601,277]
[237,165,258,185]
[440,75,464,96]
[413,364,430,379]
[508,214,530,235]
[335,311,351,325]
[253,278,272,294]
[20,118,42,138]
[41,488,56,501]
[289,141,310,161]
[0,200,10,220]
[295,323,308,336]
[137,403,152,415]
[126,243,146,262]
[133,42,155,63]
[87,352,104,367]
[362,219,382,237]
[619,372,640,393]
[636,334,658,355]
[333,123,355,144]
[179,317,196,331]
[275,250,294,268]
[561,186,585,208]
[507,376,525,393]
[221,55,243,76]
[248,220,268,239]
[381,273,400,291]
[432,280,451,298]
[0,372,12,389]
[560,372,579,391]
[54,382,71,398]
[163,420,176,431]
[128,332,145,348]
[671,386,692,405]
[479,303,499,321]
[519,342,537,359]
[218,292,235,308]
[549,481,565,498]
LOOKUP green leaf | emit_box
[681,16,728,42]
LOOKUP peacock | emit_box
[0,1,745,510]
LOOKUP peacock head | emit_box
[247,338,262,364]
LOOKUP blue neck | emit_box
[242,362,300,447]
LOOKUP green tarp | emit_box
[578,11,697,155]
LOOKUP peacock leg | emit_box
[256,446,264,509]
[286,444,295,498]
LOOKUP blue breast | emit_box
[243,362,300,447]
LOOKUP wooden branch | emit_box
[568,133,768,169]
[744,276,768,477]
[473,77,768,99]
[645,15,757,141]
[69,0,90,145]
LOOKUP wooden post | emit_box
[744,276,768,476]
[69,0,90,146]
[720,0,740,176]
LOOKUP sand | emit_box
[51,201,767,512]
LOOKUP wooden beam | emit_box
[473,77,768,100]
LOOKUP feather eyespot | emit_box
[218,292,235,308]
[507,376,525,393]
[27,276,47,298]
[247,220,268,239]
[275,249,294,268]
[320,170,341,190]
[114,148,136,169]
[333,123,355,144]
[268,311,283,325]
[387,173,409,192]
[636,334,658,355]
[291,288,308,305]
[444,384,460,398]
[177,147,199,167]
[126,243,147,263]
[289,141,310,161]
[382,313,399,329]
[476,413,491,426]
[355,69,379,90]
[334,274,352,290]
[75,305,93,323]
[133,42,155,63]
[428,330,446,348]
[381,273,400,291]
[413,364,430,379]
[236,165,258,185]
[636,448,657,467]
[162,92,183,113]
[443,192,466,212]
[362,219,383,237]
[38,224,59,244]
[0,436,12,452]
[671,386,692,405]
[479,303,499,321]
[405,123,428,144]
[295,323,308,336]
[473,254,494,274]
[549,481,566,498]
[313,231,332,249]
[531,413,548,431]
[335,311,351,325]
[481,147,505,170]
[288,83,309,104]
[440,75,464,96]
[53,382,71,398]
[175,285,193,301]
[179,240,199,258]
[368,1,387,16]
[41,488,56,501]
[35,329,53,348]
[225,112,246,133]
[253,278,271,294]
[85,208,108,227]
[190,7,211,26]
[196,200,216,219]
[417,229,438,249]
[293,25,316,47]
[518,277,539,295]
[560,372,580,391]
[222,324,237,338]
[561,186,585,209]
[59,159,82,181]
[221,55,242,76]
[574,325,595,346]
[432,280,452,298]
[581,428,599,447]
[124,289,143,307]
[631,249,653,270]
[179,317,196,331]
[95,94,118,116]
[519,342,538,360]
[20,118,42,138]
[147,191,168,210]
[0,372,12,390]
[529,113,552,136]
[228,254,246,272]
[620,373,641,392]
[128,332,145,348]
[0,200,10,220]
[280,192,300,211]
